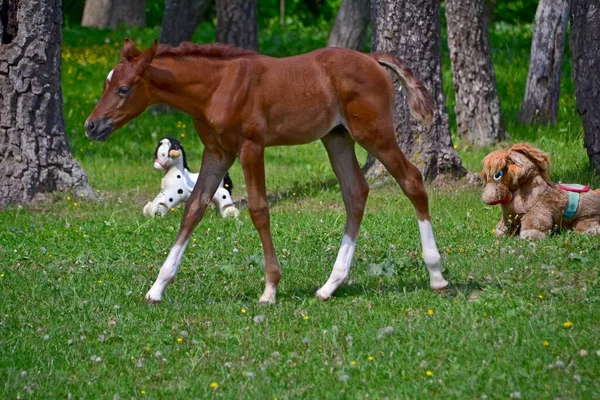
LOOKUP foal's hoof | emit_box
[315,289,331,302]
[144,291,162,304]
[430,279,449,291]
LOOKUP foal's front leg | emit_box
[239,140,282,305]
[145,149,235,303]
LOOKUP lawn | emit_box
[1,21,599,399]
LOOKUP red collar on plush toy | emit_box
[558,183,590,193]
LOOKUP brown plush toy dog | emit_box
[482,143,600,239]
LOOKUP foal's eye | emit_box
[493,170,504,181]
[118,86,130,96]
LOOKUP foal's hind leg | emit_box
[315,131,369,300]
[239,140,282,305]
[145,149,236,303]
[354,128,448,290]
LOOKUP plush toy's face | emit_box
[154,138,183,170]
[481,145,549,206]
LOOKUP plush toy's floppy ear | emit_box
[168,149,181,158]
[121,38,141,61]
[511,143,551,183]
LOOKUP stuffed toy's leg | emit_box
[574,217,600,235]
[520,212,552,239]
[494,215,516,237]
[212,186,239,218]
[143,191,182,218]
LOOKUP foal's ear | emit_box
[134,39,159,75]
[121,38,141,61]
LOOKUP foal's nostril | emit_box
[84,120,96,133]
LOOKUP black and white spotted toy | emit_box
[143,137,239,218]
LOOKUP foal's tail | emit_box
[371,52,434,126]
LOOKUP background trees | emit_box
[216,0,258,50]
[82,0,146,29]
[161,0,211,46]
[327,0,370,51]
[445,0,505,146]
[519,0,570,125]
[0,0,93,207]
[367,0,465,181]
[570,0,600,171]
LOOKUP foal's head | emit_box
[85,39,158,141]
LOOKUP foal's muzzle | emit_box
[85,117,113,141]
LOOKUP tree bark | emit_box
[328,0,370,51]
[519,0,570,125]
[216,0,258,50]
[366,0,465,181]
[446,0,505,146]
[570,0,600,172]
[81,0,146,29]
[0,0,94,207]
[161,0,211,46]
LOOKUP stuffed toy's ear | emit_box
[511,143,551,183]
[168,149,181,158]
[121,38,141,61]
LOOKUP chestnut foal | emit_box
[85,39,449,305]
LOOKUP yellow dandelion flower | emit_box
[303,315,309,321]
[241,308,247,314]
[67,196,71,201]
[453,144,458,149]
[210,382,219,389]
[445,248,451,254]
[350,360,357,366]
[73,202,78,206]
[426,370,433,377]
[141,390,146,395]
[193,238,197,242]
[145,345,151,351]
[491,228,495,234]
[0,273,4,278]
[563,321,573,328]
[368,355,374,361]
[97,280,102,284]
[177,337,183,343]
[543,340,549,347]
[538,294,544,299]
[427,309,434,316]
[180,132,185,138]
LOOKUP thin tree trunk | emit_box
[570,0,600,172]
[446,0,505,146]
[328,0,370,51]
[366,0,465,181]
[519,0,570,125]
[161,0,211,46]
[82,0,146,29]
[216,0,258,50]
[0,0,94,207]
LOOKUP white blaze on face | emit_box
[106,69,114,82]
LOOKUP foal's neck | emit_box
[146,57,226,116]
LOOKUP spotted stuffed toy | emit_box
[143,137,239,218]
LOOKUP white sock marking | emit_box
[317,234,356,299]
[146,239,190,302]
[418,220,448,290]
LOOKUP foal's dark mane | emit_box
[155,42,260,60]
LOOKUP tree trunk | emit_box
[366,0,465,181]
[519,0,570,125]
[81,0,146,29]
[161,0,211,46]
[0,0,94,208]
[216,0,258,50]
[328,0,370,51]
[570,0,600,172]
[445,0,505,146]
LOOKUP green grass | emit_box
[1,22,600,399]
